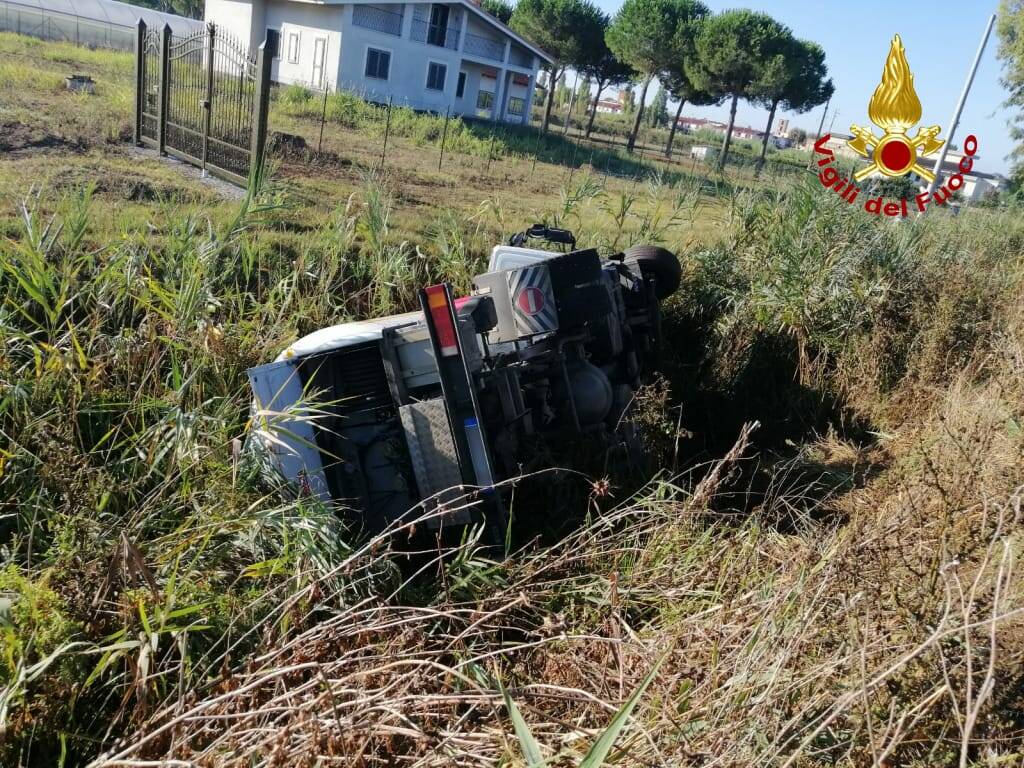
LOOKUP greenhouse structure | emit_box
[0,0,202,51]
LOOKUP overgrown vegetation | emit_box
[2,33,1024,768]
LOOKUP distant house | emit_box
[917,151,1005,203]
[801,132,862,160]
[594,98,622,114]
[676,116,727,134]
[730,124,763,141]
[675,116,764,140]
[204,0,553,123]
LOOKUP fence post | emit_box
[249,28,278,187]
[201,23,215,176]
[133,19,146,146]
[379,95,393,169]
[437,105,450,172]
[157,23,171,156]
[530,128,541,179]
[317,85,328,154]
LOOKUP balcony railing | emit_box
[463,31,504,62]
[410,19,459,49]
[352,5,404,36]
[509,45,532,68]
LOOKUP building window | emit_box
[456,71,466,99]
[286,32,300,64]
[477,90,494,109]
[507,96,525,116]
[365,48,390,80]
[426,61,446,91]
[427,3,449,46]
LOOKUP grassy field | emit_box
[2,32,1024,768]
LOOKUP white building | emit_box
[204,0,552,123]
[918,153,1006,204]
[594,98,622,114]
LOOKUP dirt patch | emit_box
[47,163,215,205]
[126,147,247,201]
[0,121,88,155]
[275,145,355,171]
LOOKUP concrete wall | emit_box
[206,0,255,51]
[464,12,501,47]
[339,2,471,111]
[453,61,486,115]
[266,0,344,89]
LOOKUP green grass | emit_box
[2,33,1024,768]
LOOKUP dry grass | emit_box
[2,33,1024,768]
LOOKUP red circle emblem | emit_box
[517,286,545,316]
[877,136,914,175]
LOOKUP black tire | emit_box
[623,245,681,301]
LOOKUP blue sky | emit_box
[586,0,1011,174]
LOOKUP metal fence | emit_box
[136,20,276,185]
[0,0,201,51]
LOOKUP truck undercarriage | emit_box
[248,226,681,540]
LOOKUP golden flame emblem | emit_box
[848,35,944,182]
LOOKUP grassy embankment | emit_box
[2,32,1024,768]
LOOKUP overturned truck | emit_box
[248,226,681,542]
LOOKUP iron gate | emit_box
[134,20,277,186]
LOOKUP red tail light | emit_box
[425,284,459,357]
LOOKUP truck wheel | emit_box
[624,245,681,301]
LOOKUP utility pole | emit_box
[827,108,839,136]
[807,96,831,169]
[924,12,997,198]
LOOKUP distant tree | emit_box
[559,11,610,134]
[999,0,1024,176]
[171,0,204,17]
[660,13,719,157]
[581,45,636,137]
[607,0,709,152]
[752,37,832,175]
[622,85,637,115]
[131,0,202,18]
[788,127,808,145]
[662,72,721,157]
[577,76,592,104]
[511,0,607,131]
[1012,166,1024,199]
[868,174,918,201]
[687,9,792,170]
[481,0,514,24]
[554,74,572,108]
[649,85,668,127]
[561,74,592,134]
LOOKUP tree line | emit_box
[998,1,1024,192]
[484,0,833,173]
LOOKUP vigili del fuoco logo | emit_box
[813,35,978,217]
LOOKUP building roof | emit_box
[918,156,1004,182]
[10,0,203,34]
